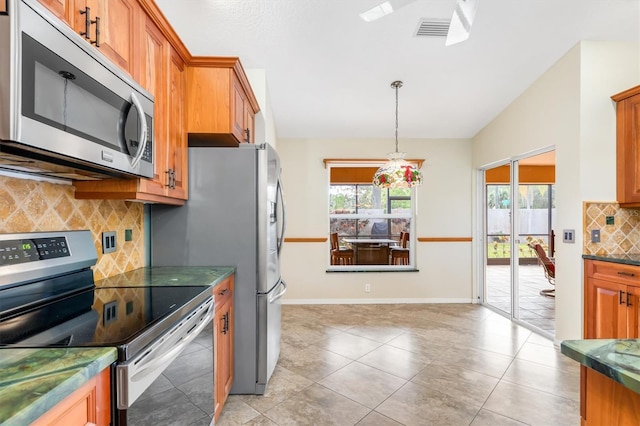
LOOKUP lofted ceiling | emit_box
[155,0,640,140]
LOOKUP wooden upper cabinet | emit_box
[612,85,640,208]
[38,0,138,76]
[73,0,190,205]
[165,47,188,199]
[187,57,260,147]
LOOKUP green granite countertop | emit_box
[561,339,640,394]
[94,266,235,288]
[0,347,116,426]
[583,253,640,267]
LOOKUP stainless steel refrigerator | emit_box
[150,143,287,395]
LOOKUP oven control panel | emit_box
[0,236,69,266]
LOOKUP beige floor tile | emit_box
[356,411,403,426]
[278,341,353,381]
[343,324,407,343]
[376,381,480,425]
[319,361,407,409]
[357,343,432,379]
[470,409,529,425]
[501,358,580,401]
[240,366,314,412]
[410,361,500,407]
[483,381,580,426]
[263,383,370,426]
[515,341,577,370]
[215,396,261,425]
[440,345,514,378]
[322,331,383,360]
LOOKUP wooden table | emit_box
[343,238,398,265]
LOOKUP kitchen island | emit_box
[561,339,640,424]
[0,347,116,426]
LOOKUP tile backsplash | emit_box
[0,176,144,280]
[584,201,640,255]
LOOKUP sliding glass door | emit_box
[482,150,556,336]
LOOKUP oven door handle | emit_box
[116,301,213,409]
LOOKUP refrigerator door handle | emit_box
[269,279,288,304]
[276,178,286,255]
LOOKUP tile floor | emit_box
[217,303,579,426]
[486,264,556,335]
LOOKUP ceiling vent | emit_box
[415,19,450,37]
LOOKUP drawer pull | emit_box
[617,271,635,277]
[218,288,229,296]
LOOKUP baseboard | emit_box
[282,298,477,305]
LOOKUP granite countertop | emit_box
[583,253,640,267]
[0,266,236,425]
[561,339,640,394]
[94,266,236,288]
[0,347,117,426]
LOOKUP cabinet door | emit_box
[232,74,247,143]
[166,47,188,199]
[38,0,74,24]
[627,285,640,338]
[137,13,168,197]
[615,89,640,206]
[585,278,628,339]
[244,102,255,143]
[79,0,137,75]
[214,296,233,422]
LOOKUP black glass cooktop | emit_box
[0,283,211,360]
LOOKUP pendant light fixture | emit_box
[372,80,423,188]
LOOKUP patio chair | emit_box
[530,243,555,297]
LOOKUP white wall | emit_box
[472,41,640,342]
[246,69,278,147]
[278,137,474,303]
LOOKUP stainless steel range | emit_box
[0,230,215,426]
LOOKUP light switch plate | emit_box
[563,229,575,243]
[591,229,601,243]
[102,231,117,254]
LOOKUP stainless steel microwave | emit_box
[0,0,154,180]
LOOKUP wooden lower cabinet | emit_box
[583,368,640,425]
[32,367,111,426]
[583,259,640,424]
[213,275,234,422]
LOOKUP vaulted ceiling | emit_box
[156,0,640,140]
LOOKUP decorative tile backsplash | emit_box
[0,176,144,280]
[584,202,640,255]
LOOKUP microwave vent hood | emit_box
[0,141,130,180]
[0,0,155,182]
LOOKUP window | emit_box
[327,162,416,270]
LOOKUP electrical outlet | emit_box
[102,231,117,254]
[365,283,371,293]
[125,229,133,242]
[591,229,601,243]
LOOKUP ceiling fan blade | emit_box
[359,0,416,22]
[445,0,479,46]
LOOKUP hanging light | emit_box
[372,80,424,188]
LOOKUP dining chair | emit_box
[390,231,410,265]
[330,232,354,265]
